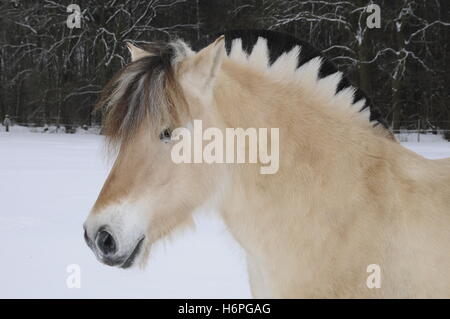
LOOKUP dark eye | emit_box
[159,128,172,142]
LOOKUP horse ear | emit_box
[182,35,225,89]
[126,42,151,62]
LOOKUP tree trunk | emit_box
[357,36,372,101]
[391,15,405,131]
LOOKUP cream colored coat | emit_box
[87,37,450,298]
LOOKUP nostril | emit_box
[96,229,117,256]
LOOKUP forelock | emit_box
[96,40,191,149]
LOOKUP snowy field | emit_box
[0,128,449,298]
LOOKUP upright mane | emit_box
[96,29,392,147]
[215,29,389,130]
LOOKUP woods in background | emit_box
[0,0,449,134]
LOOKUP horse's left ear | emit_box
[126,42,151,62]
[182,35,225,89]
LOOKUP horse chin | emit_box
[119,236,146,269]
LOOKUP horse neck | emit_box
[214,58,383,155]
[211,59,391,254]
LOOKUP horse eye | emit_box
[159,128,172,142]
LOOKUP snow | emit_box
[397,133,450,159]
[0,130,449,298]
[0,131,250,298]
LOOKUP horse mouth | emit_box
[120,236,145,269]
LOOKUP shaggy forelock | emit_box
[96,40,190,148]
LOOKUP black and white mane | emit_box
[197,29,388,129]
[98,29,391,146]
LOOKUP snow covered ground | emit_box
[0,129,449,298]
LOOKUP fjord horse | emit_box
[84,30,450,298]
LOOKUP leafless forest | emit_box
[0,0,449,136]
